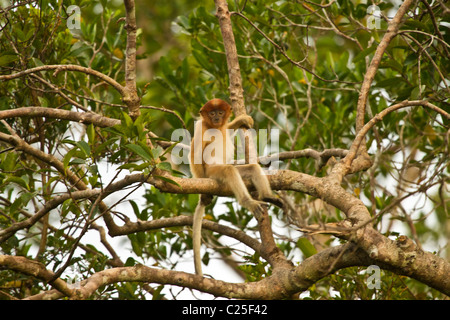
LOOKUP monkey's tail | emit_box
[193,201,205,277]
[193,194,213,277]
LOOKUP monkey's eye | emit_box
[209,111,216,117]
[217,111,224,116]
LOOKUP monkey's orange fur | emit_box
[190,99,279,276]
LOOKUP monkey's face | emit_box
[207,109,227,127]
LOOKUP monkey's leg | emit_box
[236,164,284,208]
[206,165,267,216]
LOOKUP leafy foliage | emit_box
[0,0,448,300]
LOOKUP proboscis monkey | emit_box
[190,98,281,276]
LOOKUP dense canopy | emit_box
[0,0,448,300]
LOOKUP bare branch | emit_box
[232,11,358,85]
[0,189,100,243]
[122,0,140,119]
[355,0,414,133]
[0,64,125,96]
[108,214,262,253]
[343,100,449,170]
[214,0,245,114]
[0,107,120,127]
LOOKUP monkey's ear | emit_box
[199,103,211,118]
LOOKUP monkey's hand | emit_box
[228,115,254,130]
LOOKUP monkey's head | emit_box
[200,99,232,128]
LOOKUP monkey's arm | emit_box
[190,120,206,178]
[227,115,254,130]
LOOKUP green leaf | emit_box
[121,111,134,131]
[1,152,18,172]
[63,148,78,172]
[76,140,91,157]
[20,191,37,205]
[87,124,95,145]
[156,161,172,172]
[181,58,189,85]
[403,19,430,32]
[89,175,98,188]
[380,59,403,73]
[150,145,164,160]
[154,175,181,187]
[128,234,142,256]
[0,55,19,66]
[353,45,377,63]
[125,144,153,161]
[326,51,335,70]
[117,163,139,170]
[375,77,405,88]
[69,43,91,58]
[129,200,141,219]
[125,257,136,267]
[297,238,317,258]
[10,191,36,213]
[4,176,29,190]
[159,56,173,80]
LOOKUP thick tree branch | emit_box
[1,167,449,297]
[0,130,89,192]
[213,0,291,271]
[150,169,450,296]
[0,255,75,298]
[0,244,378,299]
[214,0,258,165]
[214,0,245,114]
[8,236,448,300]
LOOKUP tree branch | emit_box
[0,64,125,96]
[0,106,120,127]
[340,100,449,174]
[122,0,141,119]
[108,214,263,254]
[2,168,449,297]
[214,0,245,114]
[0,255,75,298]
[355,0,414,133]
[232,11,357,85]
[0,244,377,299]
[8,236,448,300]
[0,189,100,243]
[212,0,291,271]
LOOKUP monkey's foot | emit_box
[244,199,269,218]
[262,195,285,209]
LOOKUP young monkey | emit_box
[190,98,280,276]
